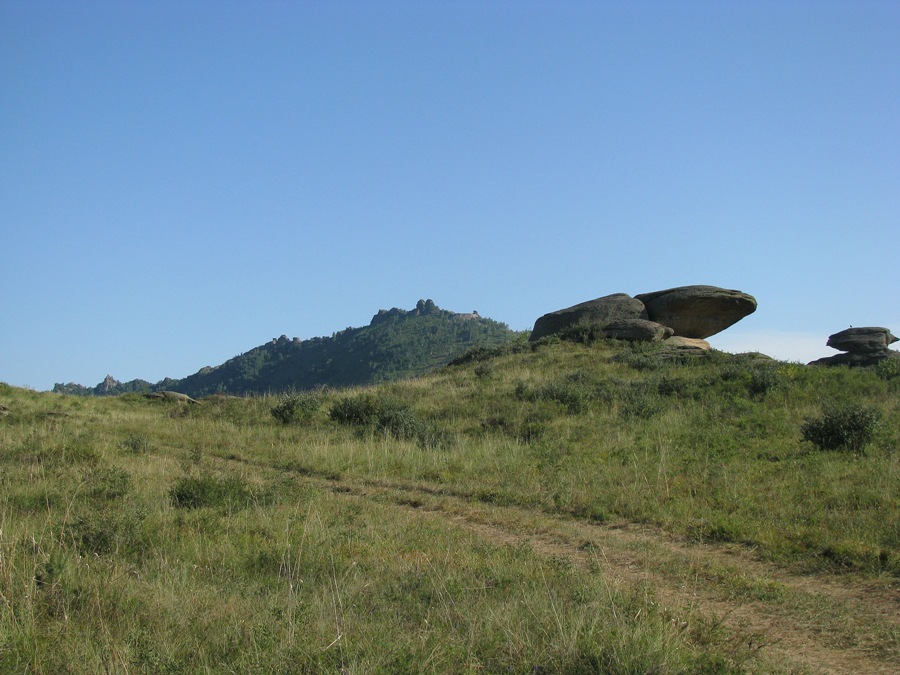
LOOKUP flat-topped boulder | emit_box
[810,326,899,367]
[529,293,647,342]
[826,327,898,354]
[635,285,757,339]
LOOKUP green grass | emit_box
[1,341,897,672]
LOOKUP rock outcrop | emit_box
[809,327,899,367]
[826,327,898,353]
[529,285,756,343]
[144,391,200,404]
[634,286,757,339]
[529,294,647,342]
[602,319,673,342]
[661,336,711,352]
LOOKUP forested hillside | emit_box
[53,300,521,397]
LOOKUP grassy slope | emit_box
[1,340,897,672]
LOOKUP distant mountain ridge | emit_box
[53,299,521,397]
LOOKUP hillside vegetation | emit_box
[53,299,520,398]
[2,337,898,672]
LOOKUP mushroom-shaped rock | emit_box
[826,327,898,354]
[602,319,673,342]
[635,285,757,339]
[529,293,647,342]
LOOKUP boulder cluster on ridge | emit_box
[529,285,757,351]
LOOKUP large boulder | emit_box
[602,319,673,342]
[635,285,757,339]
[826,327,898,354]
[529,293,647,342]
[810,326,899,367]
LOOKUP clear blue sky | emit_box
[2,1,898,391]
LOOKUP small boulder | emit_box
[602,319,673,342]
[661,336,711,351]
[145,391,200,404]
[826,327,898,354]
[530,293,647,342]
[635,285,757,339]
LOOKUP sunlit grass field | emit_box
[1,339,897,672]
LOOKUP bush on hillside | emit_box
[874,357,900,382]
[270,389,324,424]
[801,402,882,453]
[330,393,450,449]
[169,475,251,510]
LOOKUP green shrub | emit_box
[613,350,667,372]
[329,393,384,427]
[447,339,532,366]
[537,380,594,414]
[82,465,132,500]
[330,393,449,449]
[169,475,251,510]
[120,434,152,454]
[874,356,900,382]
[270,390,323,424]
[554,322,606,345]
[747,366,783,399]
[801,402,882,453]
[619,384,663,420]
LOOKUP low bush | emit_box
[120,434,152,454]
[329,393,384,427]
[330,393,450,449]
[447,339,532,366]
[801,402,882,453]
[747,366,783,398]
[619,383,663,420]
[169,474,252,510]
[874,356,900,383]
[270,389,324,424]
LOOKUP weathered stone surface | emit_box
[809,350,899,368]
[661,336,711,351]
[144,391,200,404]
[635,285,757,339]
[826,327,899,354]
[529,294,647,341]
[602,319,673,342]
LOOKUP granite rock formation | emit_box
[530,285,756,343]
[634,286,758,339]
[809,327,899,367]
[529,293,647,342]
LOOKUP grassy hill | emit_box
[53,299,521,398]
[2,337,898,672]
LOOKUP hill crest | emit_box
[53,299,520,397]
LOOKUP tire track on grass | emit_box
[325,475,899,674]
[215,452,898,673]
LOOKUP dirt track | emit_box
[327,474,899,674]
[216,447,898,673]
